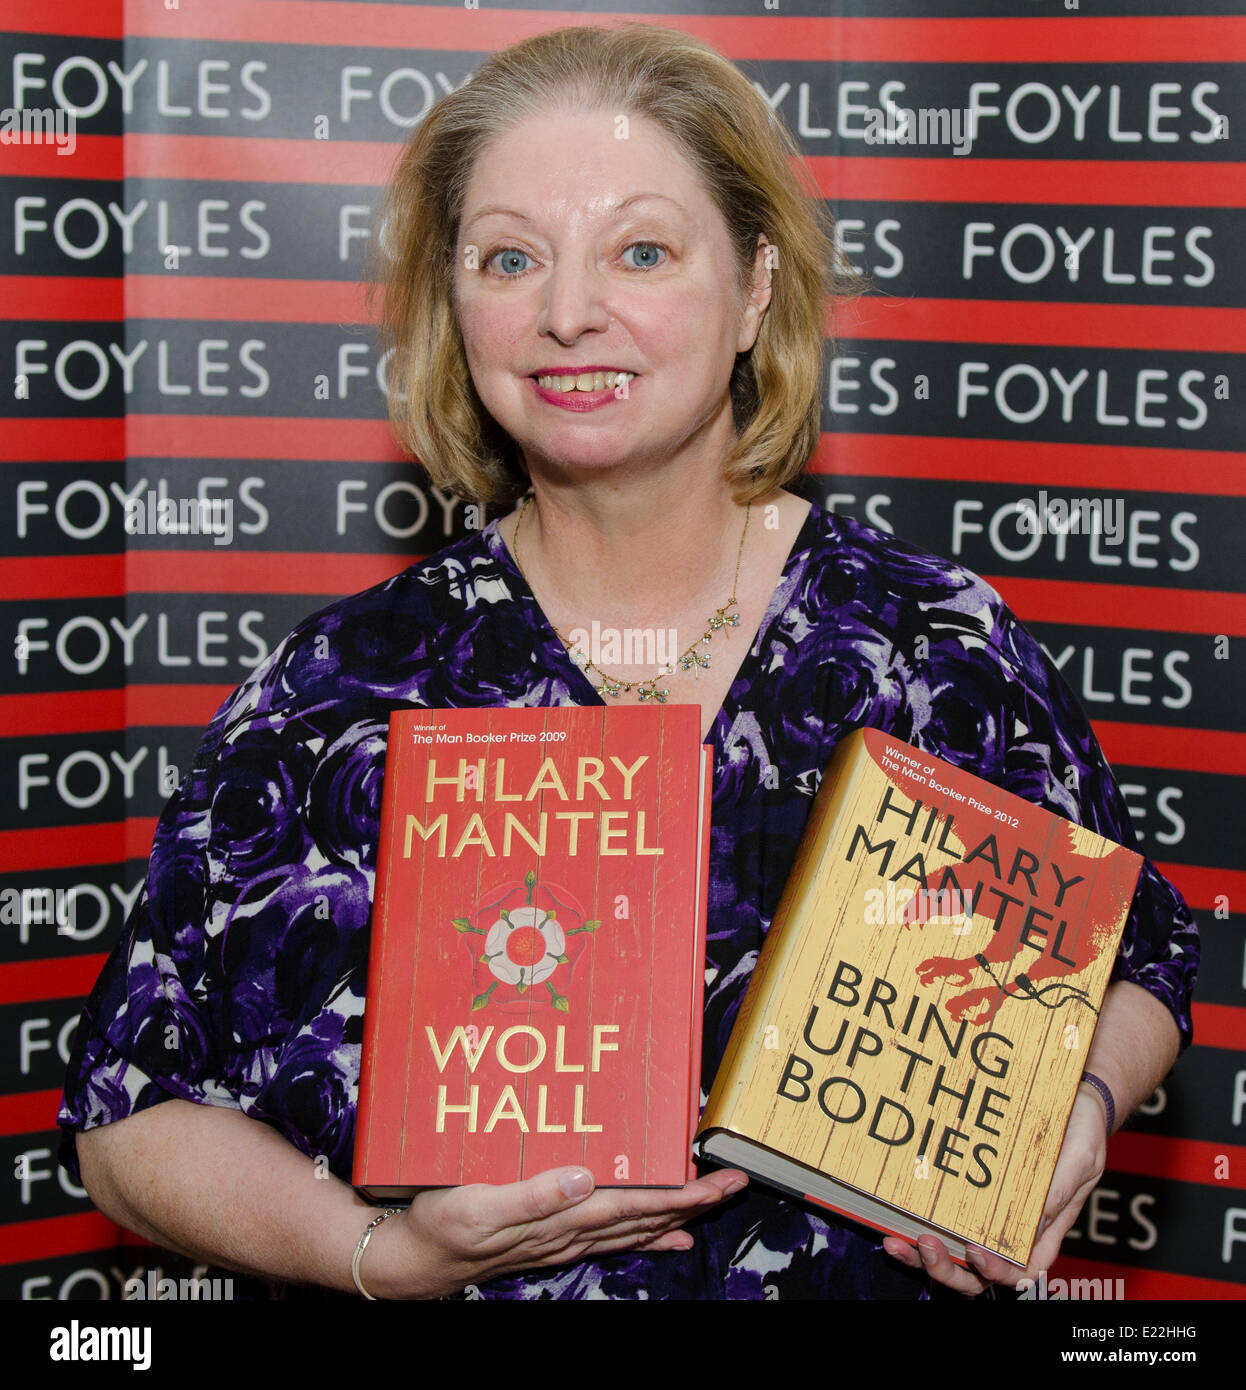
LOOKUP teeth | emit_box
[536,371,634,391]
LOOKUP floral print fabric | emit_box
[58,500,1198,1299]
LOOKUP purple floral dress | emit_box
[58,499,1199,1300]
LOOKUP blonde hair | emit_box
[371,22,860,507]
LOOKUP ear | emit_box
[736,234,775,354]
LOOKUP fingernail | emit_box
[918,1241,936,1265]
[721,1178,746,1196]
[559,1168,593,1199]
[967,1247,986,1269]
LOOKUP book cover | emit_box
[694,727,1142,1267]
[354,703,713,1200]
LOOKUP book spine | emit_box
[686,745,714,1181]
[697,731,869,1140]
[351,708,411,1189]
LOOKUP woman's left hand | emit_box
[883,1086,1108,1296]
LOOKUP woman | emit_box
[59,24,1198,1301]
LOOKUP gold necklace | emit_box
[511,493,750,704]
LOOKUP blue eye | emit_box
[623,242,666,269]
[488,248,532,276]
[482,242,666,276]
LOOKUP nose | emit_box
[536,253,611,344]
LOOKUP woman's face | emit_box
[454,105,770,485]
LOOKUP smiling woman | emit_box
[368,26,861,739]
[372,23,851,510]
[59,23,1197,1304]
[456,110,770,488]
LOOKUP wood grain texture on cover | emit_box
[698,727,1142,1264]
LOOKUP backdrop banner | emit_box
[1,0,1241,1302]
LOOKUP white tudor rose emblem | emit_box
[482,906,566,989]
[455,869,601,1012]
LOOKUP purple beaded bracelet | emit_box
[1080,1071,1115,1138]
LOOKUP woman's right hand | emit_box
[364,1165,749,1298]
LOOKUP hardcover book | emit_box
[694,727,1142,1268]
[354,703,713,1201]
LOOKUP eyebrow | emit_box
[462,192,687,231]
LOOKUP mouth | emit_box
[529,369,637,393]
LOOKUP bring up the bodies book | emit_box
[694,727,1142,1268]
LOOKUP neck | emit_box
[510,472,753,630]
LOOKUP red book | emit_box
[353,704,713,1201]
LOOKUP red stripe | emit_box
[0,822,127,873]
[0,553,410,599]
[0,687,234,736]
[128,818,158,861]
[0,954,107,1006]
[5,690,1237,779]
[43,277,1241,355]
[16,420,1229,492]
[1189,1003,1245,1053]
[124,275,369,323]
[1156,864,1245,917]
[99,7,1246,62]
[1106,1132,1246,1191]
[0,555,124,598]
[7,553,1243,631]
[0,0,119,37]
[0,1212,139,1267]
[122,550,410,595]
[808,436,1246,497]
[806,157,1242,209]
[833,298,1246,355]
[51,135,1234,211]
[0,691,124,737]
[0,133,122,181]
[0,6,1234,61]
[2,818,160,872]
[124,564,1201,630]
[0,817,156,873]
[1093,723,1246,778]
[0,818,161,871]
[13,420,1228,495]
[39,416,1239,483]
[0,420,124,461]
[0,1089,63,1137]
[0,278,122,322]
[127,415,402,461]
[981,577,1246,637]
[1050,1253,1244,1300]
[1,424,1238,492]
[125,132,400,185]
[127,683,232,728]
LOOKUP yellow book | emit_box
[695,727,1142,1267]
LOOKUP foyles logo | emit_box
[49,1321,151,1371]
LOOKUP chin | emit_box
[518,430,639,472]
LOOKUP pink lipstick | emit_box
[528,368,637,412]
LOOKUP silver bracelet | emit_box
[352,1207,403,1299]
